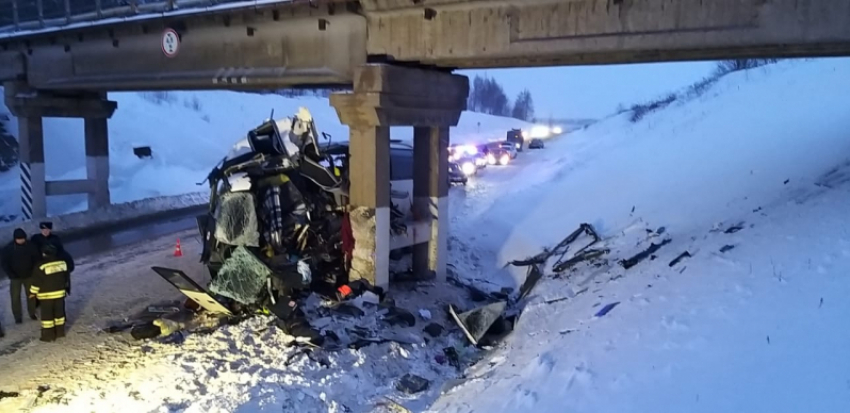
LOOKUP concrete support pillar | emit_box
[17,116,46,220]
[85,118,110,209]
[5,82,117,220]
[347,125,392,288]
[331,64,468,289]
[412,126,449,282]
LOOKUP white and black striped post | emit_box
[18,116,47,220]
[20,161,33,220]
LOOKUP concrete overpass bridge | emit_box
[0,0,848,287]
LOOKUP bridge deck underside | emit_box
[0,0,848,91]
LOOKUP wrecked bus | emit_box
[151,108,417,343]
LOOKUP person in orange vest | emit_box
[29,244,70,342]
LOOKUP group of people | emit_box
[0,222,74,342]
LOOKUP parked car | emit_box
[448,162,468,185]
[528,138,545,149]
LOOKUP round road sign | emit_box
[161,28,180,58]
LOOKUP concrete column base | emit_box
[349,206,391,288]
[412,196,449,281]
[412,125,450,282]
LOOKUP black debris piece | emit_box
[753,207,762,213]
[631,206,635,213]
[656,226,666,235]
[819,297,824,308]
[103,322,135,334]
[553,248,609,273]
[517,264,544,302]
[449,302,506,346]
[783,179,790,185]
[724,223,744,234]
[396,374,430,394]
[650,255,657,261]
[669,251,692,267]
[383,307,416,327]
[511,223,600,267]
[130,322,162,340]
[443,347,461,370]
[333,303,365,318]
[0,391,19,400]
[594,302,620,317]
[423,323,444,337]
[719,245,735,253]
[620,239,672,269]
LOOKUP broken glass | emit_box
[214,191,260,247]
[208,246,271,305]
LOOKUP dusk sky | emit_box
[462,60,717,120]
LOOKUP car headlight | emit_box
[552,126,563,134]
[499,154,510,165]
[515,143,520,148]
[487,154,496,165]
[461,161,476,176]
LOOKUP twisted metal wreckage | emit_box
[134,107,416,346]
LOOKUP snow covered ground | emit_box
[0,90,533,219]
[1,57,850,412]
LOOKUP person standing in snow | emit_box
[30,222,74,294]
[2,228,39,323]
[30,222,64,254]
[29,244,70,342]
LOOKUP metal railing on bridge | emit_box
[0,0,258,34]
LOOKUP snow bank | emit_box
[0,90,532,221]
[436,57,850,412]
[453,58,850,286]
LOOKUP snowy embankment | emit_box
[438,58,850,412]
[0,90,532,221]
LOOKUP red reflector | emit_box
[337,285,353,298]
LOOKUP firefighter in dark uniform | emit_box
[29,244,69,342]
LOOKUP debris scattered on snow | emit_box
[396,373,431,394]
[620,239,672,269]
[594,302,620,318]
[668,251,692,267]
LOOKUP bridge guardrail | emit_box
[0,0,250,34]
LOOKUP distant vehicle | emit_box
[448,162,468,185]
[449,144,484,174]
[528,138,545,149]
[487,148,512,166]
[506,129,525,152]
[499,141,518,159]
